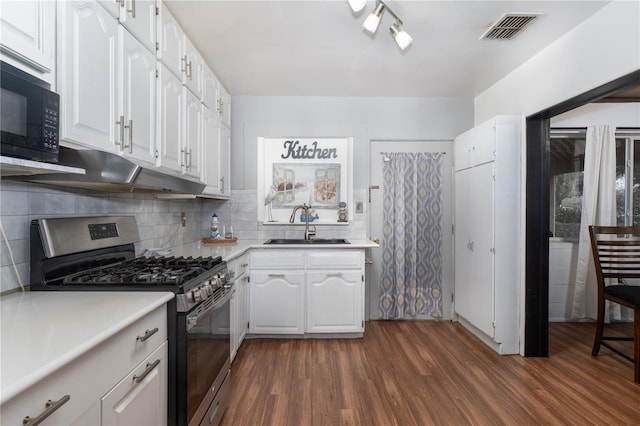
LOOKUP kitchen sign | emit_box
[257,137,353,225]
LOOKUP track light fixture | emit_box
[349,0,413,50]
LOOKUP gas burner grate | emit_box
[62,255,223,287]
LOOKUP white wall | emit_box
[230,96,474,191]
[475,1,640,123]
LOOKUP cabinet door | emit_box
[0,0,55,73]
[306,271,363,333]
[121,27,156,165]
[469,162,496,338]
[237,273,248,344]
[201,106,221,195]
[157,64,183,172]
[101,341,168,426]
[58,0,119,151]
[184,88,202,178]
[202,64,218,109]
[217,84,231,128]
[454,163,495,337]
[249,271,305,334]
[119,0,156,53]
[156,2,184,79]
[183,37,202,96]
[219,124,230,195]
[230,286,239,362]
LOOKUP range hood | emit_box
[10,147,206,194]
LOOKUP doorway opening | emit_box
[525,69,640,356]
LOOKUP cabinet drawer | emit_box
[0,305,167,426]
[229,253,250,279]
[306,250,363,269]
[251,250,305,269]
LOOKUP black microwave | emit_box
[1,61,60,162]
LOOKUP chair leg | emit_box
[634,308,639,384]
[592,297,606,356]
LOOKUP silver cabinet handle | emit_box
[117,0,124,7]
[181,55,188,76]
[241,263,249,267]
[133,359,160,383]
[180,148,186,167]
[188,148,192,169]
[209,401,221,423]
[220,176,225,193]
[127,0,136,17]
[115,115,125,148]
[136,327,159,342]
[187,61,193,80]
[124,119,133,153]
[23,395,71,426]
[327,272,344,277]
[267,273,285,277]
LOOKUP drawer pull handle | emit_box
[241,263,249,267]
[267,273,285,277]
[327,273,344,277]
[136,327,159,342]
[133,359,161,384]
[23,395,70,426]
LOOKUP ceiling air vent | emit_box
[480,13,542,40]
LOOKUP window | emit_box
[550,131,640,239]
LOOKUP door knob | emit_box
[372,237,380,244]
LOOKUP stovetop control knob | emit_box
[203,283,213,296]
[192,288,202,303]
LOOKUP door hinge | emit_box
[156,42,159,52]
[452,224,455,235]
[155,6,159,16]
[490,247,496,254]
[362,274,364,282]
[155,69,159,78]
[247,321,250,328]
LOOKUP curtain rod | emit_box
[550,127,640,138]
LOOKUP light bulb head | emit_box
[347,0,367,13]
[363,2,385,34]
[390,22,413,50]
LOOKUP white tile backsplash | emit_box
[1,184,368,294]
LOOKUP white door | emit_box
[306,271,363,333]
[58,0,119,151]
[249,271,305,334]
[368,140,454,320]
[201,106,221,194]
[119,0,156,53]
[184,88,201,178]
[157,64,183,172]
[121,28,156,165]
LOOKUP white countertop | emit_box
[0,291,174,404]
[171,239,379,262]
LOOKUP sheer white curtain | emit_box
[571,125,617,319]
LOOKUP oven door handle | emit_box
[186,284,234,331]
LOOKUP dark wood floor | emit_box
[222,321,640,426]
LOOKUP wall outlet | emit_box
[355,201,364,214]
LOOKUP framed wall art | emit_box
[257,137,353,224]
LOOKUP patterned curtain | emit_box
[379,152,444,319]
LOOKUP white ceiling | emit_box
[165,0,610,98]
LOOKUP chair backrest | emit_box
[589,226,640,285]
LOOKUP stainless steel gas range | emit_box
[30,216,234,426]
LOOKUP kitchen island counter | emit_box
[0,291,174,404]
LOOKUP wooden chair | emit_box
[589,225,640,383]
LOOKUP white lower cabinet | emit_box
[306,271,363,333]
[249,249,365,335]
[230,253,250,362]
[249,271,306,334]
[101,341,168,425]
[1,305,168,425]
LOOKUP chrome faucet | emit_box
[289,203,316,240]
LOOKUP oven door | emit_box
[185,285,232,426]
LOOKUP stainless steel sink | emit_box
[264,238,350,245]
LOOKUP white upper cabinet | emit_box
[157,64,183,172]
[0,0,55,77]
[219,124,230,195]
[57,0,120,152]
[184,88,202,179]
[98,0,156,53]
[202,106,221,195]
[218,83,231,128]
[58,1,156,163]
[201,63,218,109]
[156,2,184,79]
[183,37,203,96]
[120,27,157,165]
[119,0,157,53]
